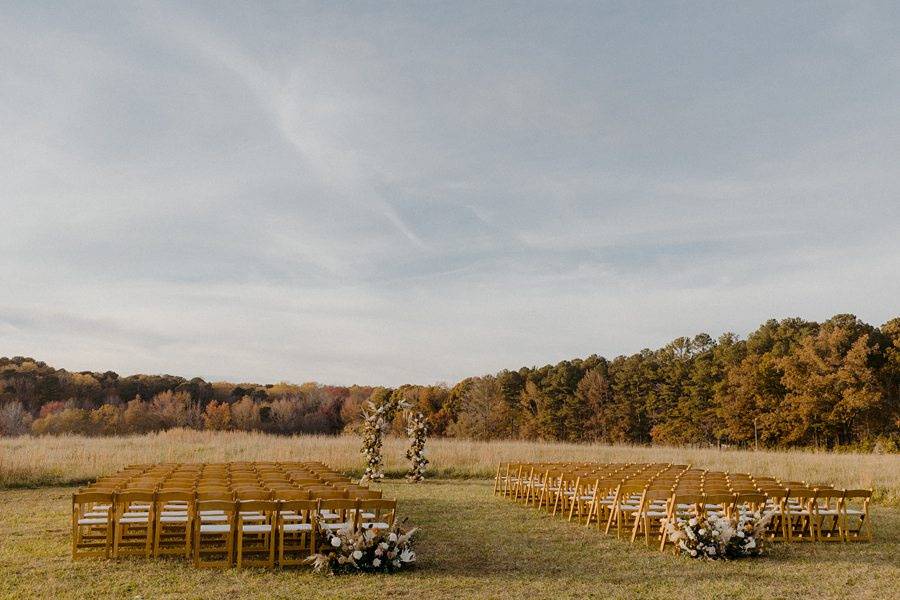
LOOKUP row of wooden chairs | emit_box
[73,462,398,568]
[494,461,873,550]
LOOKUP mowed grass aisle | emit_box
[1,480,898,600]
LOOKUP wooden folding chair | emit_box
[317,498,359,532]
[731,492,767,516]
[153,491,194,559]
[357,499,397,532]
[193,498,236,568]
[113,490,155,559]
[551,470,577,516]
[493,462,508,496]
[277,499,317,567]
[630,488,671,546]
[349,488,382,500]
[606,482,646,538]
[757,486,790,542]
[661,492,703,553]
[235,500,278,568]
[72,491,115,560]
[566,474,596,523]
[519,466,538,505]
[841,489,872,542]
[785,486,815,542]
[584,478,618,528]
[702,492,735,519]
[506,464,524,501]
[810,489,844,542]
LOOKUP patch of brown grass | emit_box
[1,430,898,503]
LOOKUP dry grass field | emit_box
[1,430,899,503]
[1,480,898,600]
[1,432,898,599]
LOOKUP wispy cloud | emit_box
[1,2,898,384]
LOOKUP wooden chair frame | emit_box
[235,500,278,568]
[193,499,236,568]
[72,491,115,560]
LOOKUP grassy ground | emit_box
[1,480,897,600]
[2,431,899,503]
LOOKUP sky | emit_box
[1,2,899,386]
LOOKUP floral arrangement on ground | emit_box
[663,509,774,560]
[307,522,418,574]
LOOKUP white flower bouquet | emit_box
[663,509,774,560]
[724,509,773,558]
[306,522,418,574]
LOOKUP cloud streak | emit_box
[1,2,898,385]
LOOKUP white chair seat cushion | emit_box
[282,523,313,533]
[817,509,840,515]
[122,511,149,518]
[200,524,230,534]
[201,514,228,522]
[620,505,639,512]
[323,522,354,530]
[120,516,149,524]
[84,511,108,518]
[199,510,225,516]
[241,524,272,534]
[93,504,111,511]
[281,514,304,521]
[845,509,865,515]
[240,514,266,522]
[361,522,390,530]
[160,515,189,523]
[78,517,109,525]
[647,511,668,518]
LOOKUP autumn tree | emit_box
[448,377,516,439]
[0,401,32,436]
[231,395,262,431]
[781,314,882,446]
[202,400,232,431]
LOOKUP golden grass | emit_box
[1,430,898,503]
[1,480,898,600]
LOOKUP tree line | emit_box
[1,313,898,450]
